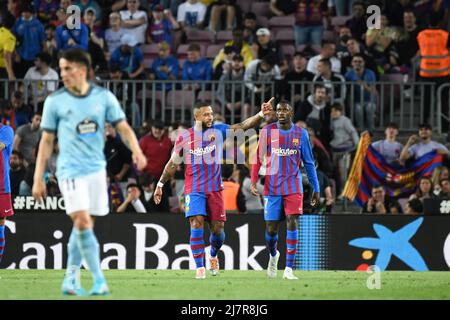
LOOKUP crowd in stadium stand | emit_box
[1,0,450,214]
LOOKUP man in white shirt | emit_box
[307,40,342,75]
[177,0,206,29]
[24,52,59,104]
[105,12,126,57]
[120,0,148,45]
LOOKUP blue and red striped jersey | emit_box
[174,123,230,194]
[0,124,14,194]
[251,122,320,196]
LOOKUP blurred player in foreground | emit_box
[251,100,320,280]
[154,98,273,279]
[32,49,147,295]
[0,124,14,266]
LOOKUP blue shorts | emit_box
[263,194,304,221]
[184,191,226,221]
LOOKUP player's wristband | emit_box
[258,111,264,118]
[157,181,164,188]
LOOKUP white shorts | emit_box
[59,170,109,216]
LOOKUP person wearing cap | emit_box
[146,4,179,46]
[74,0,103,22]
[120,0,148,45]
[24,52,59,104]
[12,3,47,78]
[400,123,450,163]
[370,122,404,165]
[110,34,145,79]
[252,28,288,74]
[55,8,89,51]
[150,41,179,90]
[105,12,126,58]
[213,28,254,70]
[282,51,314,104]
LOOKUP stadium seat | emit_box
[143,57,154,70]
[256,16,269,28]
[269,15,295,28]
[251,2,271,17]
[216,30,233,45]
[166,90,195,109]
[206,44,223,60]
[185,29,215,46]
[142,44,159,59]
[275,29,295,46]
[322,30,336,42]
[237,0,252,13]
[281,44,296,61]
[331,15,352,27]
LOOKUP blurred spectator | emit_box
[104,122,132,182]
[313,58,346,104]
[35,0,60,24]
[150,41,179,90]
[438,178,450,197]
[400,123,450,163]
[329,0,353,17]
[307,40,341,75]
[216,54,245,117]
[208,0,239,32]
[336,25,352,60]
[55,9,89,50]
[106,64,130,102]
[424,0,449,29]
[177,0,207,30]
[221,164,245,213]
[0,12,16,81]
[9,150,25,196]
[329,102,359,196]
[409,176,435,202]
[110,34,145,79]
[120,0,148,45]
[212,45,236,80]
[116,183,152,213]
[137,172,168,212]
[182,43,213,89]
[395,9,421,73]
[105,12,126,61]
[364,185,394,214]
[341,37,380,77]
[43,24,57,64]
[108,176,125,212]
[432,166,449,195]
[294,84,332,148]
[7,91,32,125]
[282,51,314,104]
[13,112,42,165]
[24,52,59,105]
[252,28,288,74]
[83,7,105,50]
[242,12,258,45]
[12,3,46,78]
[214,28,254,69]
[371,122,404,165]
[294,0,327,47]
[270,0,297,16]
[146,4,179,46]
[345,1,367,43]
[60,0,74,11]
[238,165,263,214]
[6,0,22,19]
[404,198,423,215]
[74,0,102,22]
[344,54,377,131]
[0,104,26,132]
[306,125,333,177]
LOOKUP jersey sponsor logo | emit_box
[271,147,298,156]
[189,144,216,156]
[76,118,98,137]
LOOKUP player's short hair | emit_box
[276,100,292,110]
[331,102,343,112]
[11,150,24,160]
[59,48,92,72]
[318,58,332,69]
[193,101,210,110]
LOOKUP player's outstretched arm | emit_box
[115,120,147,171]
[154,152,180,204]
[32,131,55,203]
[229,97,275,130]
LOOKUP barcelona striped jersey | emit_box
[251,122,320,196]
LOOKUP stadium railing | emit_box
[0,79,441,132]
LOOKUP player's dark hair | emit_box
[276,99,292,110]
[318,58,332,69]
[59,48,92,71]
[193,101,210,111]
[331,102,343,112]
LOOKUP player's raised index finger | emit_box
[266,97,275,105]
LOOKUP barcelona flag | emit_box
[342,132,444,207]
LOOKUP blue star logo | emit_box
[349,218,428,271]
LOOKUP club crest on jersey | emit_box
[292,138,299,146]
[208,134,216,142]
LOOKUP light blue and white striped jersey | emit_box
[41,83,126,180]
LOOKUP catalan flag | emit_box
[342,133,444,207]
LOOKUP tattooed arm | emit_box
[154,144,183,205]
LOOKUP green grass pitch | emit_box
[0,270,449,300]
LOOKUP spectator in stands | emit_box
[177,0,207,30]
[307,40,342,75]
[313,58,346,105]
[344,54,377,131]
[146,4,179,47]
[116,183,152,213]
[330,102,359,195]
[207,0,239,32]
[238,165,263,214]
[74,0,102,22]
[282,51,315,105]
[83,7,105,49]
[0,103,26,132]
[404,198,423,215]
[7,91,32,125]
[400,123,450,163]
[182,43,213,89]
[104,122,132,183]
[371,122,404,165]
[150,41,179,90]
[12,3,46,78]
[341,37,380,77]
[270,0,297,16]
[13,112,42,166]
[252,28,288,74]
[9,150,26,196]
[216,54,245,117]
[364,185,394,214]
[105,12,126,60]
[43,24,57,62]
[120,0,148,45]
[438,178,450,198]
[336,26,353,61]
[294,0,327,47]
[60,0,74,11]
[0,12,16,81]
[295,84,332,148]
[409,176,435,203]
[213,28,254,69]
[35,0,60,24]
[106,64,130,102]
[345,1,367,43]
[212,45,236,80]
[306,125,333,177]
[395,9,421,74]
[110,34,146,79]
[55,8,89,50]
[242,12,258,45]
[24,52,59,105]
[222,164,245,213]
[432,166,449,195]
